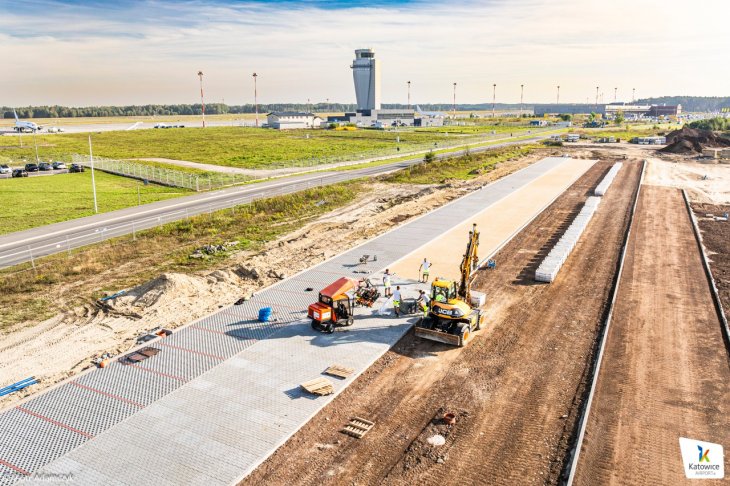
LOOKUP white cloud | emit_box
[1,0,728,105]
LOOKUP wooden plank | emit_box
[341,417,374,439]
[300,377,334,396]
[323,365,354,379]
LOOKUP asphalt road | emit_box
[0,135,550,269]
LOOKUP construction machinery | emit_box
[308,277,356,333]
[415,223,485,347]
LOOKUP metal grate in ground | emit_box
[0,157,575,485]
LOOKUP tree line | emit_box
[5,97,730,119]
[4,102,533,119]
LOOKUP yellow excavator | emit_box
[415,223,485,347]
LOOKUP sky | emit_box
[1,0,728,106]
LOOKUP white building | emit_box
[267,112,322,129]
[351,49,381,111]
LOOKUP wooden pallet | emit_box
[323,365,354,379]
[300,377,334,396]
[341,417,375,439]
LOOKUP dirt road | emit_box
[243,156,642,485]
[572,186,730,485]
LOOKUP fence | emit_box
[0,172,342,274]
[71,155,253,191]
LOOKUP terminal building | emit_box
[266,112,322,129]
[534,103,681,118]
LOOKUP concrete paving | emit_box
[0,156,589,485]
[391,157,594,281]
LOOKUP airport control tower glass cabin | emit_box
[351,49,381,111]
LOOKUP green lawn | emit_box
[0,125,537,170]
[0,172,190,234]
[385,145,537,184]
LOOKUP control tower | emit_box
[351,48,381,111]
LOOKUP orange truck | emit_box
[308,277,356,333]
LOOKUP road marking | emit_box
[70,381,144,408]
[0,458,30,476]
[15,406,94,439]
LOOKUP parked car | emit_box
[0,164,11,174]
[38,162,53,171]
[24,163,39,172]
[69,163,85,173]
[52,161,67,170]
[12,169,28,178]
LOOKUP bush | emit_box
[688,117,730,131]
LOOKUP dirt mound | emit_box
[661,126,730,154]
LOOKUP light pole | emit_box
[407,80,411,109]
[595,86,599,111]
[197,71,206,128]
[252,72,259,127]
[32,130,39,163]
[557,85,560,105]
[492,83,496,118]
[614,87,618,103]
[520,84,524,117]
[632,87,636,103]
[452,82,457,116]
[88,135,98,214]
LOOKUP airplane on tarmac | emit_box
[12,109,42,132]
[415,105,446,117]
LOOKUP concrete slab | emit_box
[391,157,594,281]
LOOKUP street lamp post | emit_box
[253,73,259,127]
[632,88,636,103]
[492,84,496,118]
[614,87,618,103]
[557,85,560,105]
[88,135,98,214]
[595,86,599,111]
[452,82,457,116]
[520,84,524,117]
[32,130,39,163]
[407,80,411,110]
[197,71,206,128]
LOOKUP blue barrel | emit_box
[258,307,273,322]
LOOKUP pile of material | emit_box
[535,197,601,283]
[595,162,623,196]
[660,126,730,154]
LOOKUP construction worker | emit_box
[392,285,402,317]
[383,269,394,298]
[416,289,430,318]
[418,258,431,283]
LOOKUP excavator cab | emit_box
[308,277,356,334]
[431,279,456,303]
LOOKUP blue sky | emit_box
[2,0,728,106]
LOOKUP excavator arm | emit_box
[458,223,479,302]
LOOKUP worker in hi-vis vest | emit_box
[383,269,394,297]
[392,286,402,317]
[418,258,431,283]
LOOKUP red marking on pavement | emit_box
[128,364,186,382]
[191,325,228,336]
[158,342,225,361]
[192,325,260,341]
[70,381,144,408]
[16,406,93,439]
[0,458,30,476]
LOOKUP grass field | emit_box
[0,172,190,234]
[385,144,537,184]
[575,123,678,140]
[0,183,363,326]
[0,124,539,170]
